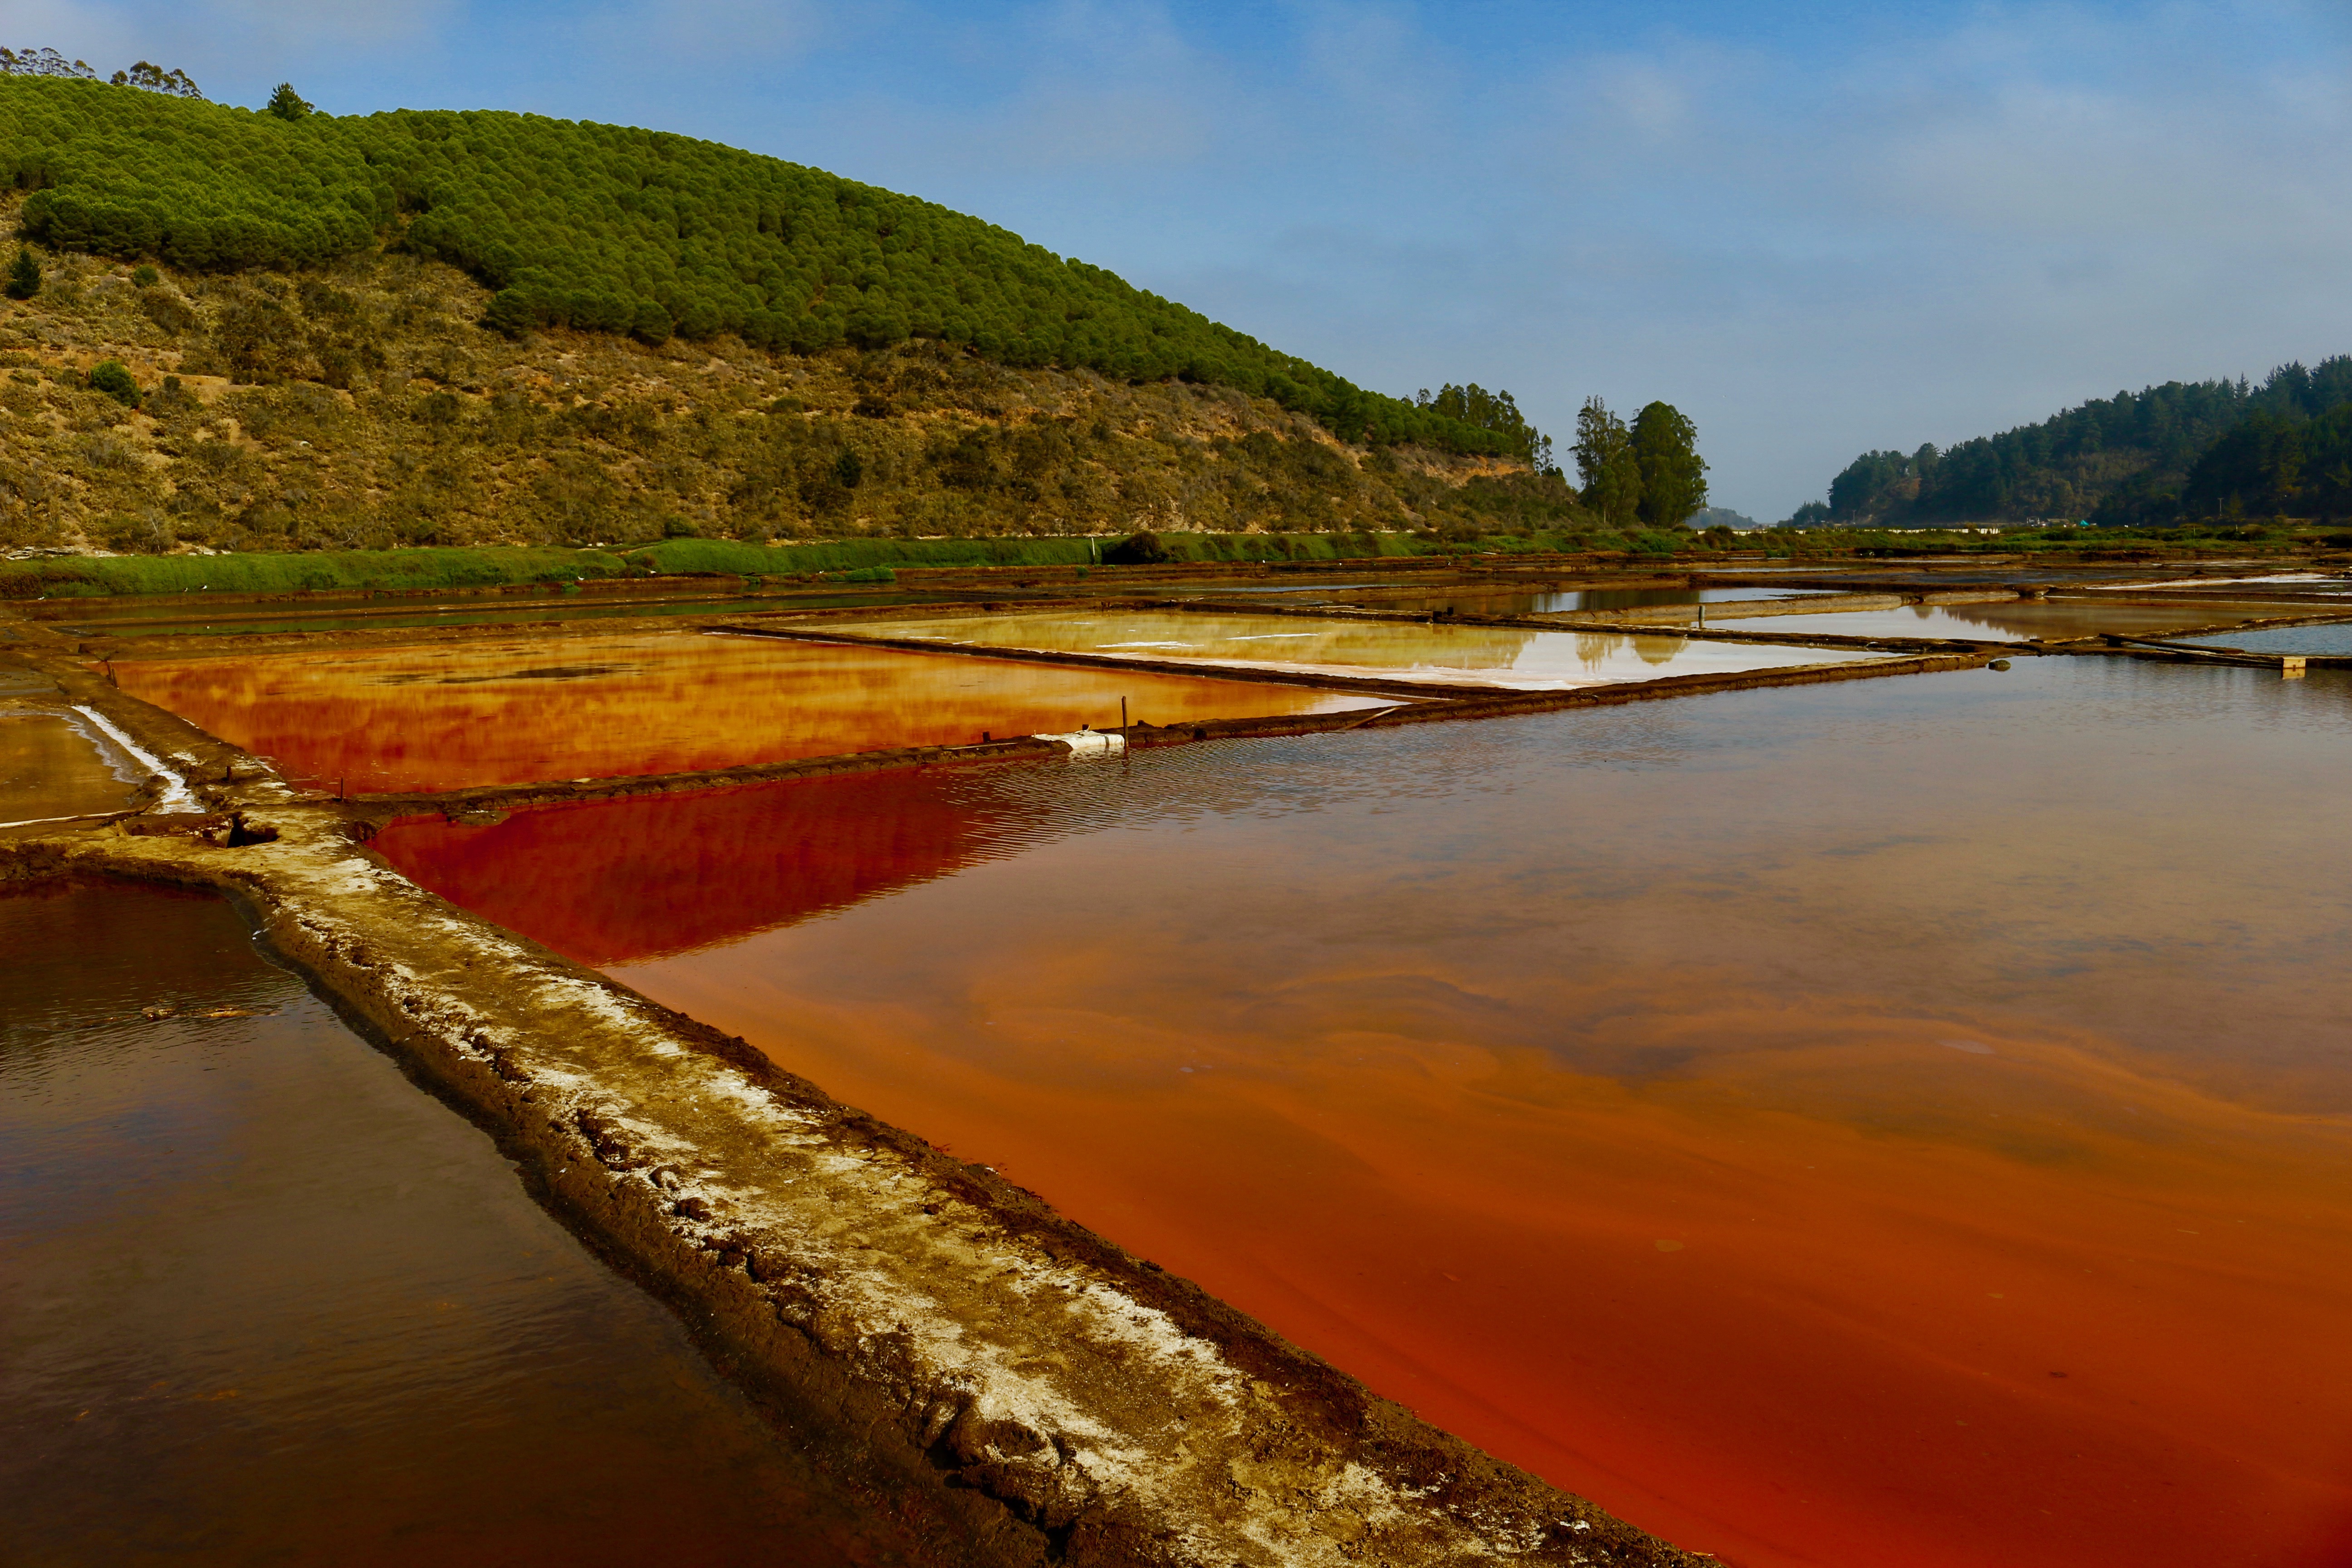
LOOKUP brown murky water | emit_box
[0,880,975,1565]
[109,630,1388,792]
[829,608,1878,689]
[0,689,144,826]
[1709,599,2290,641]
[379,657,2352,1568]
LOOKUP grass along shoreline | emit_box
[0,531,1622,599]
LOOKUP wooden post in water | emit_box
[1121,696,1129,728]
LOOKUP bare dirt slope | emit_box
[0,218,1563,558]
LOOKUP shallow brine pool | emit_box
[0,881,978,1564]
[1367,585,1841,615]
[0,688,152,826]
[111,630,1390,792]
[379,656,2352,1568]
[827,608,1878,689]
[2175,622,2352,656]
[1709,598,2288,642]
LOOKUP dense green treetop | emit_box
[0,74,1527,457]
[1794,356,2352,526]
[1630,401,1706,529]
[1571,396,1705,531]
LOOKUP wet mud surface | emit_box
[824,608,1879,690]
[107,630,1388,793]
[377,658,2352,1568]
[0,879,978,1566]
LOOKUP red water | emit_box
[110,629,1386,791]
[377,659,2352,1568]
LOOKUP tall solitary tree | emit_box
[1631,401,1708,528]
[1573,397,1641,528]
[265,82,313,121]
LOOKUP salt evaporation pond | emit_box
[828,608,1879,688]
[378,657,2352,1568]
[1,676,150,825]
[2176,622,2352,656]
[0,881,980,1565]
[110,631,1389,792]
[44,590,969,639]
[1709,599,2287,641]
[1366,585,1840,615]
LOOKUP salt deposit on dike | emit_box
[9,560,2349,1568]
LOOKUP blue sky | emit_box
[14,0,2352,518]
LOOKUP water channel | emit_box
[0,879,985,1565]
[377,656,2352,1568]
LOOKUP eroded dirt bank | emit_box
[0,646,1710,1567]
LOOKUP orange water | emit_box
[112,630,1386,792]
[377,659,2352,1568]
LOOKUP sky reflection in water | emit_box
[376,658,2352,1568]
[1708,599,2296,642]
[829,608,1877,689]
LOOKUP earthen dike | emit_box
[5,555,2342,1566]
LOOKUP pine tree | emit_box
[265,83,313,121]
[4,247,38,301]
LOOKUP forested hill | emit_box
[1791,356,2352,528]
[0,73,1535,460]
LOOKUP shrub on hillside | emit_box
[0,75,1537,461]
[86,358,140,406]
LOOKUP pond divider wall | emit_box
[0,613,2010,1566]
[0,634,1730,1568]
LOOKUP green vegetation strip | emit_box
[0,533,1630,599]
[0,75,1535,456]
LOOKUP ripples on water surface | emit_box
[0,882,980,1565]
[380,657,2352,1568]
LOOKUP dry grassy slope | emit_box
[0,211,1555,556]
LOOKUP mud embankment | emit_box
[0,642,1709,1568]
